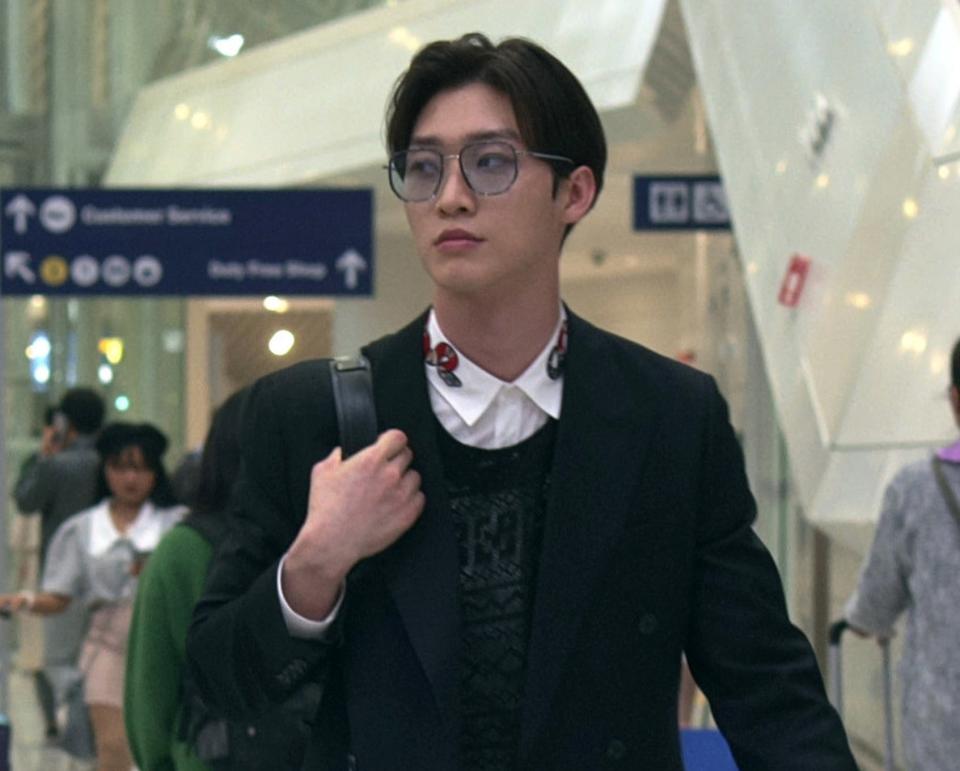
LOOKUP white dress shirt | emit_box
[279,307,567,636]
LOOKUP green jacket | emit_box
[125,523,211,771]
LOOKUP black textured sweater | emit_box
[435,419,557,771]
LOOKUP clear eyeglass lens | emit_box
[397,149,443,201]
[461,142,518,194]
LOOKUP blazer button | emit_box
[638,613,658,635]
[605,739,627,761]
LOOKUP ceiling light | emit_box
[900,330,928,355]
[263,296,290,313]
[269,329,295,356]
[844,292,871,310]
[886,38,914,57]
[208,34,244,58]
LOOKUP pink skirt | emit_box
[78,602,133,708]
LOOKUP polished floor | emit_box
[7,668,93,771]
[4,659,887,771]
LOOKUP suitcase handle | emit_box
[828,618,848,646]
[828,618,895,771]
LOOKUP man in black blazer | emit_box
[187,33,858,770]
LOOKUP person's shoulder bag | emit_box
[180,354,377,769]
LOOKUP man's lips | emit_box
[435,229,483,246]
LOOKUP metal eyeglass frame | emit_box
[385,140,575,202]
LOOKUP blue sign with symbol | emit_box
[1,188,373,296]
[633,175,730,231]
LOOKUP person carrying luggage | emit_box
[845,335,960,770]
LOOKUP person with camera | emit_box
[14,387,105,743]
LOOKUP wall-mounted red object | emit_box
[778,254,811,308]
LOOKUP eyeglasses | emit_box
[386,140,574,202]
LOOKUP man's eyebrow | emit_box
[408,129,523,148]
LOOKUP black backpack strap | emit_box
[329,355,378,457]
[932,456,960,526]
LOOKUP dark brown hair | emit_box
[95,422,176,506]
[59,387,105,435]
[193,388,248,515]
[386,33,607,203]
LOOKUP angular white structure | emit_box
[106,0,669,187]
[681,0,960,533]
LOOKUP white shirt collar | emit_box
[88,499,178,557]
[424,307,566,428]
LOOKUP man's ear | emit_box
[950,385,960,421]
[559,166,597,227]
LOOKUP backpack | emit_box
[177,510,325,770]
[178,355,377,769]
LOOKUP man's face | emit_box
[402,82,581,303]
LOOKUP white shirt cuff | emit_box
[276,554,345,639]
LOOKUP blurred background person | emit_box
[844,336,960,771]
[1,422,185,771]
[126,388,314,770]
[13,388,105,745]
[125,390,247,771]
[170,445,203,509]
[9,406,61,742]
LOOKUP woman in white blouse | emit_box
[0,422,185,771]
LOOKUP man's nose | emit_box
[435,157,475,213]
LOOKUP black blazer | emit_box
[187,310,857,770]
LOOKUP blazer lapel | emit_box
[520,312,660,756]
[363,313,461,738]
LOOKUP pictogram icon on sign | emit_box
[4,251,35,283]
[72,256,100,287]
[4,194,36,234]
[335,249,367,290]
[103,255,132,287]
[648,182,690,224]
[39,196,77,233]
[40,255,69,286]
[133,255,163,287]
[693,182,729,224]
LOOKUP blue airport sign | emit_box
[633,175,730,231]
[1,188,373,296]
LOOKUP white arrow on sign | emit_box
[4,251,35,283]
[4,195,36,234]
[335,249,368,290]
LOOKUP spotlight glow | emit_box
[268,329,295,356]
